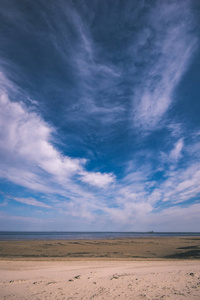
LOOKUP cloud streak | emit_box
[14,197,51,209]
[132,1,197,131]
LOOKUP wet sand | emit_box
[0,237,200,260]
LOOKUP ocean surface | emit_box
[0,232,200,241]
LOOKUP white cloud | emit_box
[168,123,183,138]
[54,4,125,126]
[14,197,51,209]
[133,1,197,131]
[80,171,115,188]
[169,138,184,161]
[160,138,184,165]
[0,93,83,174]
[152,163,200,204]
[0,90,115,193]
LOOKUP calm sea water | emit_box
[0,232,200,241]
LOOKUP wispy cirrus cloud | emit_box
[132,1,197,131]
[44,1,125,126]
[160,163,200,204]
[169,138,184,162]
[14,197,51,209]
[1,0,197,135]
[160,138,184,164]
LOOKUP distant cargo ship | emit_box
[147,231,154,233]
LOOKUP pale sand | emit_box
[0,260,200,299]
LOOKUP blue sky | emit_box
[0,0,200,231]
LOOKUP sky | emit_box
[0,0,200,231]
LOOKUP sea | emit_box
[0,231,200,241]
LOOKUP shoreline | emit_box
[1,237,200,260]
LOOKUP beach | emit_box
[0,237,200,260]
[1,260,200,299]
[0,237,200,299]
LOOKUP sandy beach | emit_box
[0,237,200,299]
[0,260,200,299]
